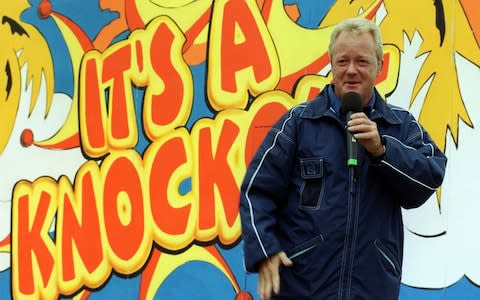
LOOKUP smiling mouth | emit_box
[345,82,360,86]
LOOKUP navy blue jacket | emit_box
[239,86,447,299]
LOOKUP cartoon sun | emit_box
[0,0,86,271]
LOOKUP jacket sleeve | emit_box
[372,113,447,209]
[239,109,298,272]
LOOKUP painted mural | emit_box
[0,0,479,299]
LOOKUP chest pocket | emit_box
[299,158,325,210]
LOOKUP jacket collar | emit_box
[300,84,403,125]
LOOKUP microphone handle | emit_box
[346,111,358,167]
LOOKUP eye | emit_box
[357,59,370,66]
[1,16,29,37]
[5,60,12,98]
[335,59,347,66]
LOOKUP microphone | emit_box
[340,92,362,167]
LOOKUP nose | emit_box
[346,61,357,74]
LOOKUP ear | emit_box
[376,58,384,76]
[330,61,337,84]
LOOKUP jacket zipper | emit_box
[338,167,358,300]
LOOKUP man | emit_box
[239,18,447,299]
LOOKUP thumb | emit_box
[278,251,293,267]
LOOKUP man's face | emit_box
[330,31,382,105]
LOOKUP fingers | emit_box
[258,252,293,300]
[258,263,272,300]
[270,259,281,296]
[278,251,294,267]
[347,112,374,130]
[347,113,384,156]
[258,256,276,300]
[347,116,378,140]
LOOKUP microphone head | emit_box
[340,92,362,115]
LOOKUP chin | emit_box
[342,89,362,96]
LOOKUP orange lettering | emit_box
[12,179,58,299]
[146,129,194,250]
[102,44,137,147]
[57,172,103,290]
[143,17,193,141]
[208,0,279,110]
[196,120,240,233]
[80,53,108,157]
[103,156,145,261]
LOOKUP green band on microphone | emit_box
[347,158,358,166]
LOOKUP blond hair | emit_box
[328,18,384,64]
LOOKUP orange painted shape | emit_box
[138,248,162,300]
[102,44,133,140]
[38,0,52,19]
[136,40,144,73]
[34,133,80,150]
[0,234,10,248]
[182,6,212,53]
[261,0,273,22]
[182,6,212,65]
[365,0,384,20]
[83,57,107,151]
[460,0,480,46]
[198,120,240,230]
[277,53,330,93]
[104,157,144,260]
[149,137,190,235]
[60,172,103,281]
[284,4,300,22]
[375,52,390,84]
[51,12,93,51]
[16,193,55,294]
[149,23,185,126]
[245,102,288,165]
[220,0,273,92]
[125,0,145,30]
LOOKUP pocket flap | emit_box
[286,234,324,260]
[300,158,324,179]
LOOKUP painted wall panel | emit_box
[1,0,479,299]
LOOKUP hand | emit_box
[347,112,385,157]
[258,251,293,300]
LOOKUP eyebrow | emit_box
[2,16,30,37]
